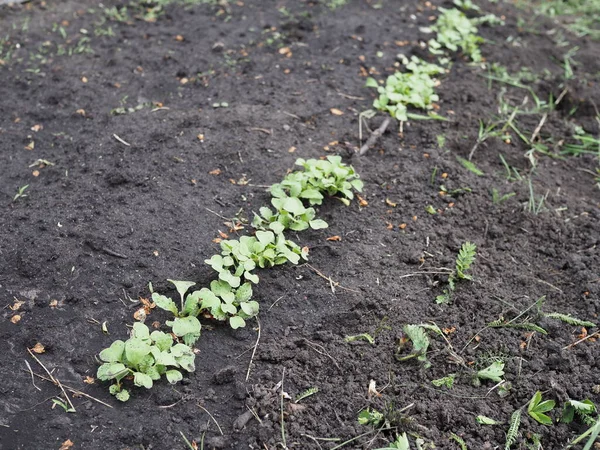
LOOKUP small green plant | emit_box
[492,188,516,204]
[51,398,75,413]
[545,313,596,328]
[295,387,318,403]
[429,8,483,62]
[344,333,375,344]
[375,433,411,450]
[476,361,505,383]
[97,322,196,401]
[436,242,477,304]
[476,415,501,425]
[505,409,522,450]
[562,399,597,426]
[366,57,445,122]
[432,374,456,388]
[528,391,555,425]
[449,432,468,450]
[358,407,384,427]
[396,324,431,367]
[13,185,29,202]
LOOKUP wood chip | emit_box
[330,108,344,116]
[31,343,45,354]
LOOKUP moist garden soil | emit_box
[0,0,599,449]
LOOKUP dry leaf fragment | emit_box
[357,194,368,207]
[386,222,393,230]
[81,76,88,83]
[209,168,221,175]
[76,109,86,116]
[175,35,184,41]
[83,376,95,385]
[398,223,407,229]
[385,198,397,207]
[326,235,341,242]
[197,134,205,142]
[218,230,229,239]
[153,250,159,256]
[49,299,58,308]
[32,170,40,177]
[133,307,147,322]
[330,108,344,116]
[288,146,296,153]
[25,141,35,150]
[31,124,43,132]
[59,439,74,450]
[151,321,161,329]
[10,315,21,324]
[10,300,24,311]
[31,343,45,354]
[180,78,189,85]
[367,379,381,398]
[443,327,456,335]
[441,172,448,179]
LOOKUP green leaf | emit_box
[530,411,553,426]
[125,338,152,366]
[456,156,485,176]
[269,221,285,234]
[365,77,379,88]
[150,331,174,352]
[115,389,130,402]
[230,315,246,329]
[166,370,183,384]
[199,288,221,310]
[174,353,196,372]
[152,293,179,316]
[210,280,231,297]
[245,271,259,284]
[97,362,129,381]
[167,279,196,303]
[240,300,260,317]
[99,340,125,363]
[235,282,253,302]
[477,361,504,382]
[171,316,201,338]
[255,230,275,245]
[131,322,150,340]
[133,372,153,389]
[282,197,306,215]
[476,415,500,425]
[309,219,329,230]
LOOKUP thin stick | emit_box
[112,133,131,146]
[246,127,272,135]
[25,370,113,408]
[304,264,359,293]
[303,339,341,371]
[396,269,453,279]
[280,368,287,449]
[197,403,224,435]
[358,117,390,156]
[530,113,548,143]
[27,349,76,412]
[268,296,285,311]
[337,91,365,100]
[563,331,600,350]
[24,360,41,391]
[204,207,231,221]
[246,317,261,382]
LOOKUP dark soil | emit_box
[1,1,599,449]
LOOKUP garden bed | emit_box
[0,0,599,449]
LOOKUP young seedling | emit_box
[505,409,521,450]
[295,387,318,403]
[527,391,555,425]
[428,8,483,62]
[432,374,456,389]
[396,324,431,368]
[374,433,411,450]
[436,242,477,304]
[366,56,445,122]
[491,188,516,204]
[476,361,505,383]
[476,415,501,425]
[13,185,29,202]
[344,333,375,344]
[97,322,196,401]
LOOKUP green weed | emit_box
[436,242,477,304]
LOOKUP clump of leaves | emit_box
[436,241,477,304]
[269,156,363,207]
[396,324,431,368]
[528,391,555,425]
[151,279,202,344]
[375,433,411,450]
[432,373,456,389]
[97,322,196,401]
[366,56,445,122]
[562,399,597,426]
[429,8,483,62]
[358,407,384,427]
